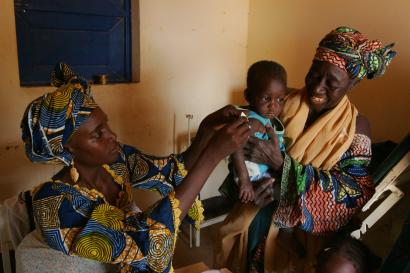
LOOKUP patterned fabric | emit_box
[249,236,266,273]
[273,134,375,233]
[21,63,98,166]
[314,26,396,80]
[32,144,199,273]
[187,197,204,229]
[247,203,276,273]
[248,134,375,273]
[50,62,79,88]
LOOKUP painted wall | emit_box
[0,0,249,200]
[2,0,408,202]
[247,0,410,143]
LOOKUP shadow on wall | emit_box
[175,87,248,154]
[348,65,410,142]
[176,130,196,155]
[0,142,56,201]
[230,88,247,106]
[107,53,177,156]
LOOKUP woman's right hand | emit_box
[183,105,248,171]
[198,105,246,137]
[175,117,250,219]
[252,178,275,208]
[207,116,251,160]
[244,126,284,171]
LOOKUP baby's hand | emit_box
[239,181,255,203]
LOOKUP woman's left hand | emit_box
[244,126,284,171]
[252,178,275,208]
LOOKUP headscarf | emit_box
[314,26,397,80]
[21,63,98,165]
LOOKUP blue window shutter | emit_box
[15,0,132,86]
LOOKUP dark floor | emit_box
[362,168,410,259]
[173,222,223,269]
[172,169,410,270]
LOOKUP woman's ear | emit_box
[63,143,74,154]
[348,78,360,91]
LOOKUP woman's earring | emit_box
[70,160,79,183]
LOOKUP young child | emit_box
[216,61,305,267]
[232,60,287,203]
[316,234,382,273]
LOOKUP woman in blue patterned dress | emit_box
[19,63,250,273]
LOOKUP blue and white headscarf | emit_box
[21,63,98,165]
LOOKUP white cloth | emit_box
[16,230,118,273]
[0,193,31,250]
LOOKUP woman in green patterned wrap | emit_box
[215,26,397,273]
[18,63,251,273]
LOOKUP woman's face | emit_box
[305,61,354,114]
[65,107,120,166]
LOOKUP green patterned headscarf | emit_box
[314,26,397,80]
[21,63,98,165]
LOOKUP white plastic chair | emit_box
[1,192,34,273]
[1,202,13,273]
[352,134,410,238]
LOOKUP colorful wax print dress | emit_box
[31,144,202,273]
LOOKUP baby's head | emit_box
[316,235,381,273]
[245,60,287,119]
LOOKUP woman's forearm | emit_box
[182,129,214,171]
[183,105,244,170]
[177,115,250,219]
[175,145,221,219]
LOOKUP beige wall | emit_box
[0,0,249,200]
[1,0,408,201]
[247,0,410,143]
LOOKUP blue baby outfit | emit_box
[245,110,285,181]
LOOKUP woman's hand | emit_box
[176,117,250,219]
[207,116,250,160]
[198,105,246,137]
[244,126,284,171]
[183,105,247,170]
[252,178,275,208]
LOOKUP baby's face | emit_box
[318,255,357,273]
[248,79,286,119]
